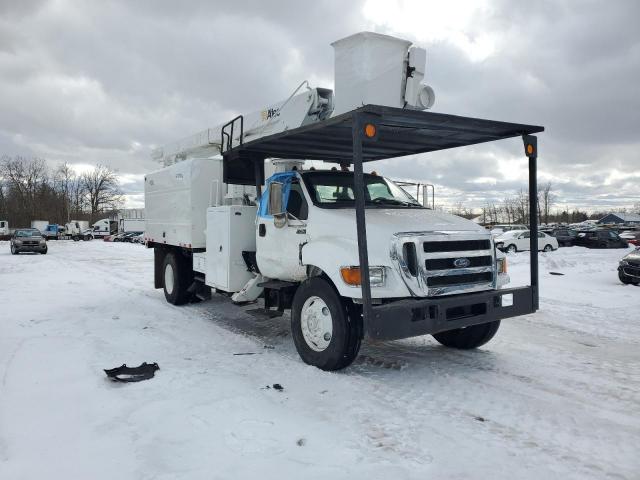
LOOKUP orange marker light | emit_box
[340,267,362,286]
[364,123,377,138]
[526,144,534,155]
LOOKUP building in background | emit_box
[598,213,640,225]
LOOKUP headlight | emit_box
[14,240,22,245]
[40,239,46,244]
[497,257,508,274]
[340,266,386,287]
[619,260,629,267]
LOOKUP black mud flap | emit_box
[104,362,160,382]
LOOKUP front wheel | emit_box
[433,321,501,349]
[41,246,48,255]
[291,277,362,371]
[11,244,18,255]
[506,244,517,253]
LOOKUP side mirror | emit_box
[268,182,287,229]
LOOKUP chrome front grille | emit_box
[391,231,496,297]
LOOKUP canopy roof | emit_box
[223,104,544,165]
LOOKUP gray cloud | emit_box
[0,0,638,211]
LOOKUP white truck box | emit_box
[31,220,49,233]
[145,158,222,248]
[120,218,145,233]
[205,205,257,292]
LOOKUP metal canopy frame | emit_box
[222,104,544,328]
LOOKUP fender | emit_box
[302,237,410,299]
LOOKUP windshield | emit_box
[301,172,422,208]
[15,229,42,238]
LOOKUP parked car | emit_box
[132,233,145,244]
[494,229,558,253]
[81,228,94,240]
[122,231,143,243]
[618,248,640,285]
[10,228,48,255]
[574,229,628,249]
[111,233,129,242]
[490,224,528,235]
[619,230,640,246]
[545,228,578,247]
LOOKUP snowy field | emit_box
[1,240,638,480]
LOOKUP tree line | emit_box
[450,182,639,225]
[0,155,123,228]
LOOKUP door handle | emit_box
[259,224,266,237]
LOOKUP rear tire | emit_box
[543,244,553,252]
[291,277,362,371]
[433,321,501,349]
[162,252,192,305]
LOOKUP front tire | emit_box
[41,246,48,255]
[291,277,362,371]
[433,321,501,349]
[162,252,192,305]
[11,244,18,255]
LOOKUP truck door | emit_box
[256,173,309,281]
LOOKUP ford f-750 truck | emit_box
[145,32,543,370]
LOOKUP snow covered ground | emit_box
[1,240,638,479]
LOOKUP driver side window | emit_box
[286,183,308,220]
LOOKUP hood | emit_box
[309,207,487,241]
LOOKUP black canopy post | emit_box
[351,111,373,324]
[254,157,264,198]
[523,135,539,311]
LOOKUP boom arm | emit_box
[151,86,333,166]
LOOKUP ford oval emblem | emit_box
[453,258,471,268]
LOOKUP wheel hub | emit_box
[300,296,333,352]
[164,263,175,295]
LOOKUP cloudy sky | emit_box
[1,0,639,211]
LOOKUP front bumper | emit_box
[13,244,46,252]
[367,286,535,340]
[619,264,640,279]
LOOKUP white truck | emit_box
[145,32,543,370]
[91,218,118,239]
[0,220,10,240]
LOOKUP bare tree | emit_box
[539,182,555,224]
[81,165,123,221]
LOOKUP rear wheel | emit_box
[291,277,362,371]
[543,244,554,252]
[162,252,192,305]
[433,321,501,349]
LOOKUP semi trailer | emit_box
[145,32,543,370]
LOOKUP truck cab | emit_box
[257,170,505,301]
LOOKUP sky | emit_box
[0,0,639,212]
